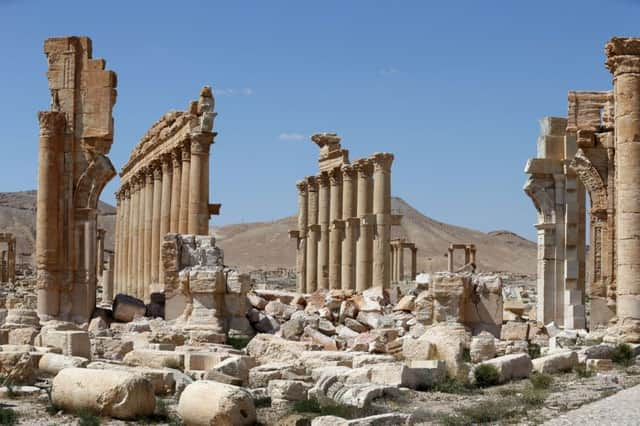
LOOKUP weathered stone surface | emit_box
[500,321,529,341]
[52,368,155,419]
[87,361,179,395]
[268,379,313,401]
[178,381,256,426]
[419,322,470,380]
[40,330,91,359]
[532,350,578,374]
[123,349,184,369]
[245,334,315,364]
[113,294,147,322]
[473,353,532,383]
[208,355,255,385]
[470,332,496,363]
[38,353,89,375]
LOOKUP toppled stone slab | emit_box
[472,353,532,383]
[52,368,155,420]
[178,380,256,426]
[123,349,184,369]
[532,350,578,374]
[112,294,147,322]
[38,353,89,375]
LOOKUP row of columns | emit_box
[446,243,477,273]
[0,234,16,283]
[390,240,417,282]
[114,136,213,302]
[293,152,395,293]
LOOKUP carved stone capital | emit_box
[190,134,212,155]
[353,158,373,178]
[181,138,191,158]
[171,148,182,167]
[151,160,162,180]
[38,111,66,136]
[606,37,640,75]
[329,167,343,186]
[296,180,307,194]
[306,176,318,191]
[370,152,394,172]
[316,171,330,187]
[311,132,341,148]
[341,164,357,181]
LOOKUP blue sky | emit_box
[0,0,637,240]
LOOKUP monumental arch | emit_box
[36,36,117,323]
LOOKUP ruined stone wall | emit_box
[114,87,219,303]
[291,133,412,293]
[36,36,117,323]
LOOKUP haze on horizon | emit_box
[1,0,638,241]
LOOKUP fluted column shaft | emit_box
[179,141,191,234]
[329,168,343,289]
[607,38,640,323]
[122,187,131,296]
[128,181,139,296]
[397,246,404,281]
[143,170,154,301]
[189,135,212,235]
[447,248,454,272]
[151,162,162,287]
[170,149,182,233]
[371,153,394,288]
[137,174,146,299]
[114,195,121,295]
[317,172,330,290]
[159,155,172,285]
[296,180,308,293]
[341,165,357,290]
[306,177,318,292]
[355,159,373,292]
[36,111,65,319]
[411,247,418,279]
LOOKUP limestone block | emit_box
[402,336,435,361]
[42,330,91,359]
[123,349,184,369]
[500,321,529,341]
[345,318,368,333]
[352,354,396,368]
[204,370,243,386]
[465,275,503,335]
[38,353,88,375]
[356,311,385,329]
[419,322,471,381]
[586,358,614,371]
[247,293,267,310]
[532,351,578,374]
[245,334,316,364]
[583,344,614,360]
[303,326,337,350]
[312,413,412,426]
[265,300,297,320]
[253,313,280,334]
[473,353,532,383]
[370,361,446,389]
[413,290,434,324]
[338,299,358,322]
[178,381,256,426]
[51,368,155,420]
[470,332,496,363]
[91,337,134,361]
[431,275,470,323]
[112,294,147,322]
[8,327,38,345]
[267,379,313,401]
[87,361,178,395]
[299,350,354,370]
[5,309,40,327]
[248,362,306,388]
[393,295,415,312]
[209,355,255,385]
[184,352,228,371]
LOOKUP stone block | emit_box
[474,353,532,383]
[123,349,184,369]
[112,294,147,322]
[8,327,38,345]
[184,351,228,371]
[267,379,313,401]
[52,368,155,420]
[38,353,89,375]
[42,330,91,359]
[245,334,316,364]
[586,358,614,371]
[532,350,578,374]
[500,321,529,341]
[178,381,256,426]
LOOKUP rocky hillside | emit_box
[213,197,537,274]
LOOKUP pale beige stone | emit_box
[38,353,88,375]
[473,353,532,383]
[52,368,155,419]
[532,350,578,374]
[178,381,256,426]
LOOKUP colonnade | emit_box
[292,133,404,293]
[390,239,417,282]
[0,233,16,283]
[446,243,477,273]
[114,87,218,302]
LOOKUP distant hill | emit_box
[0,191,537,274]
[212,197,537,274]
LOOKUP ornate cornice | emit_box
[370,152,394,172]
[606,37,640,75]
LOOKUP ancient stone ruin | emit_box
[390,238,417,283]
[0,233,16,283]
[290,133,416,293]
[446,243,477,273]
[525,38,640,341]
[113,87,220,303]
[35,36,117,323]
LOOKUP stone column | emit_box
[329,168,343,289]
[170,148,182,233]
[296,180,308,293]
[341,218,358,290]
[390,244,396,282]
[306,176,318,292]
[371,153,393,288]
[128,178,139,296]
[411,246,417,280]
[607,38,640,330]
[447,247,454,272]
[317,172,330,290]
[96,228,105,278]
[121,185,131,296]
[355,159,373,292]
[189,134,212,235]
[102,252,114,304]
[306,224,320,293]
[159,154,173,285]
[151,161,162,286]
[7,237,15,283]
[113,194,121,294]
[143,167,154,301]
[179,141,191,234]
[464,247,471,265]
[36,111,65,320]
[536,224,557,323]
[397,246,405,282]
[137,173,147,299]
[341,164,357,219]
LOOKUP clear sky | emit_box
[0,0,637,240]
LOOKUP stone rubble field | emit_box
[0,271,637,425]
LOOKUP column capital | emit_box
[150,160,162,180]
[353,158,374,177]
[190,133,213,155]
[37,111,66,136]
[181,139,191,158]
[296,180,308,194]
[123,185,131,198]
[144,166,155,184]
[606,37,640,75]
[171,147,182,166]
[306,175,318,191]
[370,152,394,172]
[316,172,329,187]
[160,152,172,167]
[329,167,343,186]
[341,164,357,181]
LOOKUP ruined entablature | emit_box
[120,87,216,182]
[567,91,614,147]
